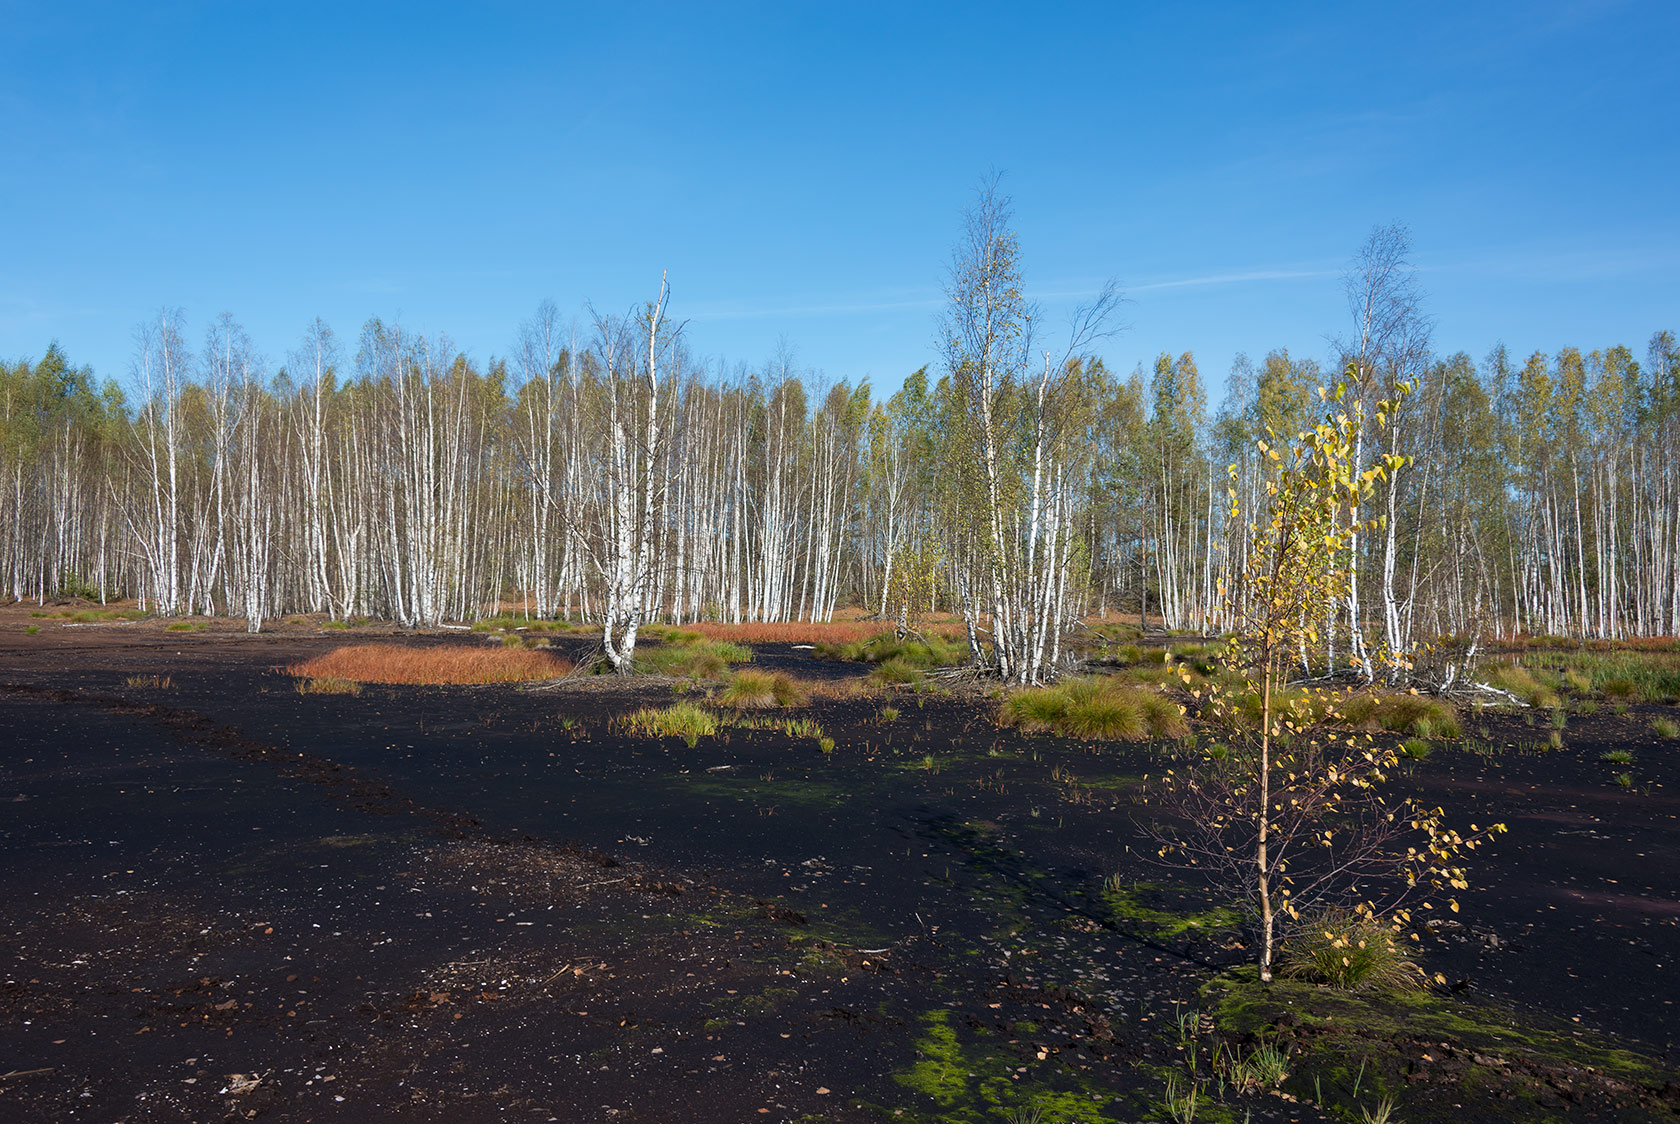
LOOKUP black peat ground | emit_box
[2,605,1677,1122]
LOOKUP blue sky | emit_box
[3,1,1677,402]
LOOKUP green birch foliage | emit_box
[1144,372,1505,983]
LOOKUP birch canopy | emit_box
[3,269,1679,657]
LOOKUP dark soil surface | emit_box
[2,605,1678,1122]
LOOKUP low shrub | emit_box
[718,668,809,708]
[1280,909,1422,992]
[1000,678,1187,741]
[288,643,569,685]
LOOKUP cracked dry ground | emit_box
[2,612,1678,1122]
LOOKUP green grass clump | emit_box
[1398,737,1432,760]
[879,706,900,722]
[1513,650,1680,704]
[634,637,752,679]
[1485,663,1562,708]
[1000,678,1187,741]
[23,625,38,634]
[1280,910,1421,993]
[1651,716,1679,739]
[1600,748,1634,764]
[718,668,808,708]
[1339,692,1462,739]
[620,701,718,744]
[815,629,966,669]
[868,657,922,685]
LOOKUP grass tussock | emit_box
[296,676,362,696]
[125,674,173,689]
[1652,716,1680,739]
[633,636,752,679]
[816,629,967,669]
[868,657,923,685]
[1280,910,1422,992]
[717,668,809,708]
[289,643,569,685]
[1338,692,1463,739]
[619,701,718,742]
[1001,678,1188,741]
[1483,663,1562,708]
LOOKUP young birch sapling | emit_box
[1142,374,1505,984]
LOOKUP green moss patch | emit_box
[1202,968,1680,1122]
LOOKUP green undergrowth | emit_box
[887,1009,1127,1123]
[1210,684,1462,740]
[718,668,809,708]
[28,607,143,622]
[1000,678,1189,741]
[1101,880,1240,940]
[1486,650,1680,706]
[673,771,851,812]
[621,701,830,750]
[619,701,719,743]
[816,629,967,669]
[631,635,753,679]
[1203,968,1680,1122]
[1279,910,1422,992]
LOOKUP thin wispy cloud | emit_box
[685,292,944,321]
[1034,267,1338,303]
[1130,268,1338,293]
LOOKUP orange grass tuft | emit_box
[288,643,570,685]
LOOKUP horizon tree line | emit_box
[3,234,1678,663]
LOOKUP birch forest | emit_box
[4,215,1679,657]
